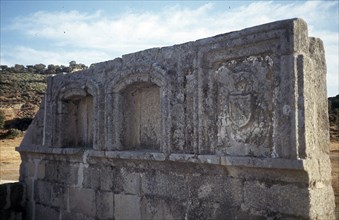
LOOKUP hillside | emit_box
[0,73,48,119]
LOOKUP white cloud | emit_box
[2,1,338,95]
[2,46,111,67]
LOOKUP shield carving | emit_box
[229,94,252,128]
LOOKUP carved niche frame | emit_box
[105,64,170,153]
[48,81,100,149]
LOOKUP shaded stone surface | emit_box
[17,18,335,219]
[0,183,25,220]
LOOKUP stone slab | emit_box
[69,187,96,217]
[114,194,141,220]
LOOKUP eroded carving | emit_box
[122,83,161,150]
[215,56,274,156]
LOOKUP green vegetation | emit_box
[0,72,48,108]
[0,110,5,129]
[1,128,22,139]
[329,95,339,125]
[0,61,89,118]
[0,61,88,75]
[0,61,89,140]
[5,117,33,131]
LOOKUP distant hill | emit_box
[0,61,88,120]
[0,73,47,119]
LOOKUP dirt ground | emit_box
[0,136,22,183]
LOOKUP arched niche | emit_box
[55,86,94,148]
[122,82,161,150]
[106,69,170,152]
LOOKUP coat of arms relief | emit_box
[215,55,274,156]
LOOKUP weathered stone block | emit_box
[188,175,243,206]
[243,180,309,217]
[25,161,35,178]
[140,196,185,219]
[50,183,68,209]
[58,163,78,185]
[185,201,222,220]
[141,171,189,201]
[83,166,100,189]
[61,210,95,220]
[44,162,58,182]
[35,204,59,220]
[69,187,96,217]
[24,178,33,202]
[114,194,140,220]
[99,166,113,191]
[37,161,46,179]
[96,191,114,219]
[34,180,52,205]
[114,168,140,195]
[309,184,336,219]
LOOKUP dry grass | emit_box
[0,136,22,183]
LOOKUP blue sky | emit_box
[1,0,338,96]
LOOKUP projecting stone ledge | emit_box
[18,146,315,170]
[17,18,335,219]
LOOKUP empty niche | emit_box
[59,92,93,148]
[122,82,161,150]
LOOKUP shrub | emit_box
[3,128,21,139]
[0,110,5,129]
[4,117,33,131]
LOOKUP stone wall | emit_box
[17,18,335,219]
[0,182,25,220]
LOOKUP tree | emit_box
[34,64,46,74]
[55,66,63,74]
[0,110,5,129]
[69,61,76,66]
[46,64,58,74]
[26,65,35,73]
[0,65,8,72]
[68,61,88,73]
[7,67,15,73]
[14,64,25,72]
[61,65,70,73]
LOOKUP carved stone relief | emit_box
[215,55,274,156]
